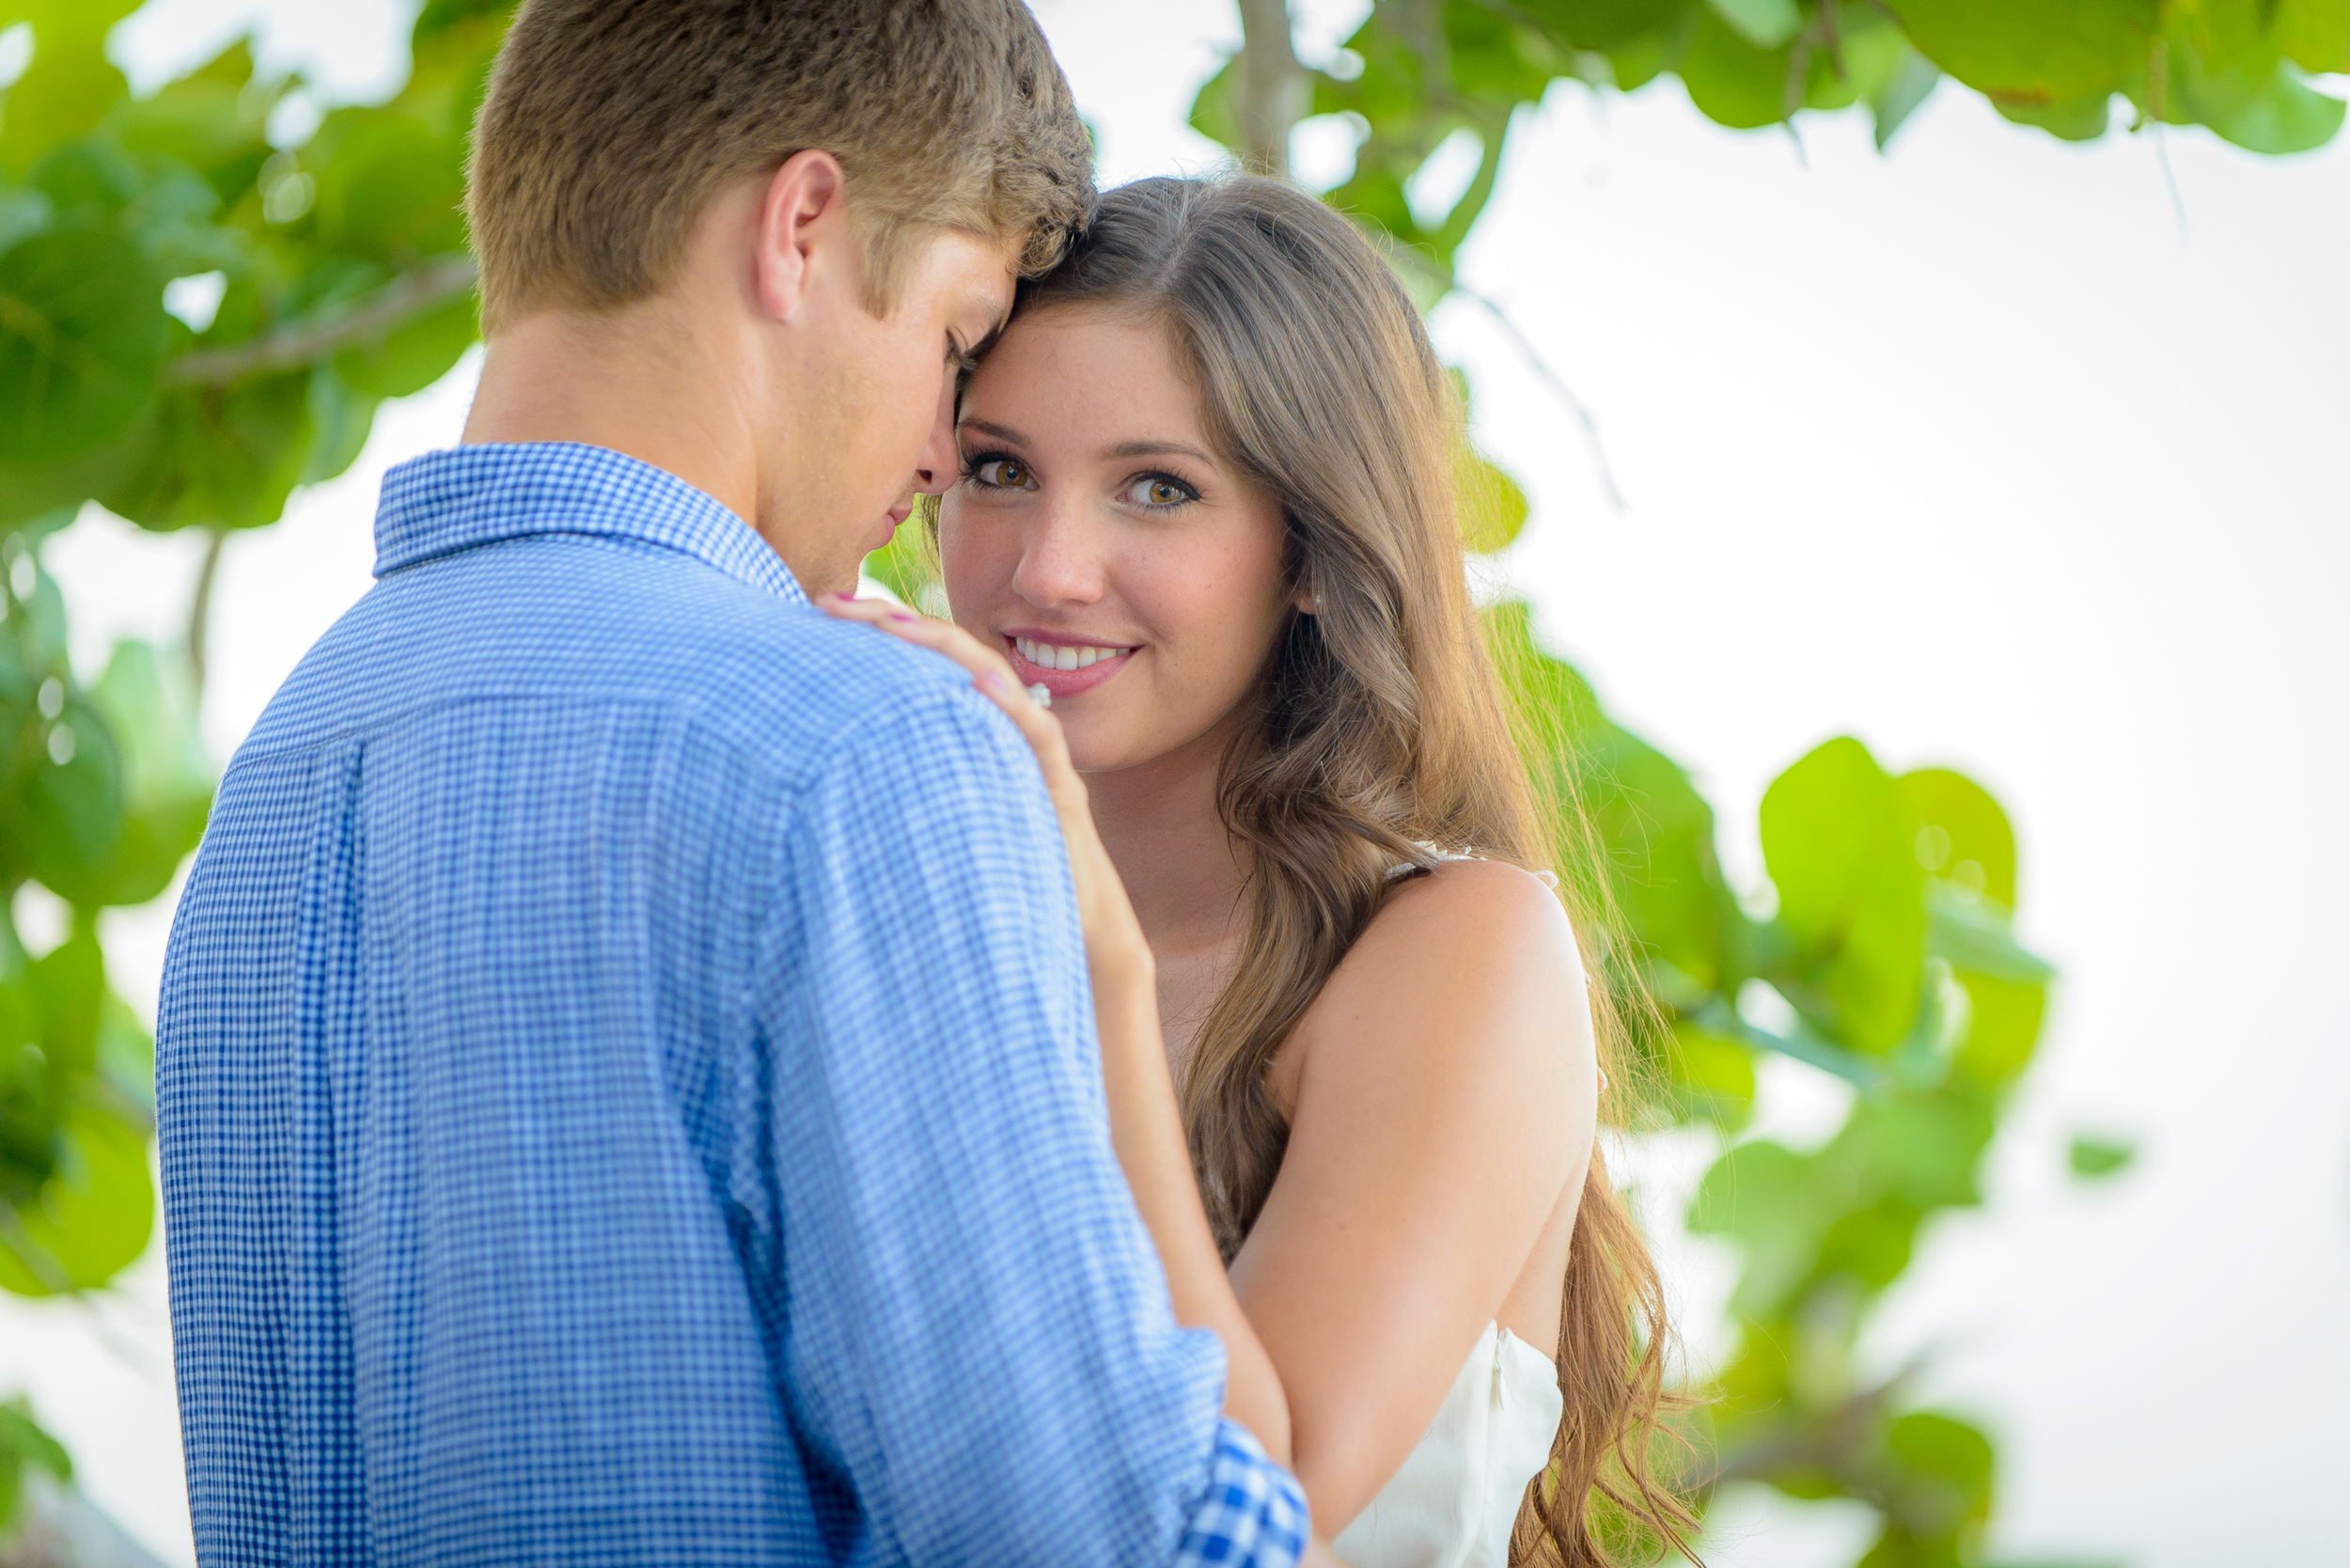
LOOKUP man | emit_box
[156,3,1311,1562]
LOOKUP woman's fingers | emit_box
[819,594,1018,685]
[819,595,1077,793]
[821,598,1149,972]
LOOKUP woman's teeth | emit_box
[1014,636,1133,671]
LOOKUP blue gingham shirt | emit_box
[156,443,1308,1567]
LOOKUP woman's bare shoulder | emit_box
[1357,856,1586,996]
[1273,856,1592,1111]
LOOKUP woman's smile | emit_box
[1006,630,1139,698]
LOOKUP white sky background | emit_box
[1,2,2343,1564]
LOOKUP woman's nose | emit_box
[1011,502,1105,608]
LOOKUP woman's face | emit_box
[939,306,1298,774]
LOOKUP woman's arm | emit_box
[1236,857,1597,1532]
[818,596,1294,1466]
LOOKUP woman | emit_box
[825,176,1696,1566]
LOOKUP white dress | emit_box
[1329,1320,1563,1568]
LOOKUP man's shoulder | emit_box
[243,534,992,789]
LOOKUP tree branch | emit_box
[1692,1358,1920,1491]
[186,525,227,701]
[1450,283,1627,512]
[164,254,478,387]
[1234,0,1308,175]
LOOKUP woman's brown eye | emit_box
[1151,481,1182,505]
[980,459,1029,489]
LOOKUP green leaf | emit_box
[1896,766,2015,905]
[334,286,477,398]
[1706,0,1802,50]
[1666,1019,1756,1127]
[1523,0,1694,51]
[26,927,100,1081]
[1995,92,2119,140]
[0,1099,153,1295]
[0,225,165,462]
[1894,0,2158,105]
[1458,447,1529,553]
[2171,0,2270,75]
[2171,46,2347,154]
[306,108,468,262]
[2277,0,2350,71]
[99,371,315,532]
[15,700,125,898]
[0,1400,71,1482]
[0,182,52,253]
[2068,1133,2135,1178]
[70,639,212,907]
[1680,5,1794,128]
[0,1395,73,1534]
[1188,55,1244,152]
[1832,1093,1990,1213]
[1690,1138,1832,1315]
[1951,971,2044,1087]
[28,139,243,282]
[1760,738,1925,1050]
[1868,46,1943,149]
[1883,1410,1996,1532]
[1812,1199,1919,1291]
[106,38,280,202]
[0,2,138,174]
[301,363,383,486]
[1487,603,1747,997]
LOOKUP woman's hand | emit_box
[815,595,1152,991]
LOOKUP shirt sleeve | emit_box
[756,679,1308,1567]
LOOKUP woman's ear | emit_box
[1295,583,1320,615]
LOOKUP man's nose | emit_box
[913,373,958,495]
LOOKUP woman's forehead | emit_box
[963,309,1210,448]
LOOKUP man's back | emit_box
[158,445,1300,1565]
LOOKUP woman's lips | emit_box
[1006,635,1136,699]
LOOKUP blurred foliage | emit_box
[0,1396,70,1537]
[0,0,2287,1558]
[1193,0,2348,298]
[1179,2,2321,1561]
[0,0,513,1542]
[1481,604,2072,1563]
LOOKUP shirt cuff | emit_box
[1173,1418,1310,1568]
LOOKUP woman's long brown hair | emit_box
[1013,175,1700,1565]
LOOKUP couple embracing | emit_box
[155,3,1695,1565]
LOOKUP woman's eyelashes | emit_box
[959,452,1203,513]
[963,451,1037,492]
[1118,471,1200,513]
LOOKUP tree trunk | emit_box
[1233,0,1306,176]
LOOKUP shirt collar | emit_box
[373,442,807,607]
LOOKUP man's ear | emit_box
[753,149,850,324]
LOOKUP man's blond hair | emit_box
[466,0,1096,334]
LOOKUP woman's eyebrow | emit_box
[1103,439,1214,463]
[958,417,1029,446]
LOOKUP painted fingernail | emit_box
[888,612,916,622]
